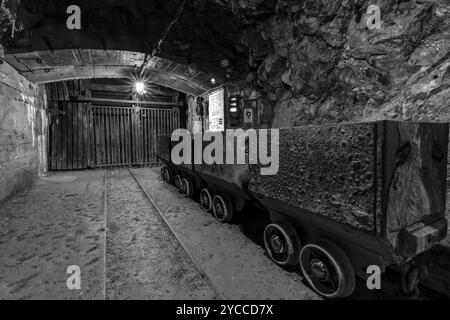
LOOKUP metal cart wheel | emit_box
[174,175,182,191]
[165,168,173,184]
[212,194,233,223]
[181,178,194,198]
[299,239,355,299]
[200,188,213,212]
[263,223,301,267]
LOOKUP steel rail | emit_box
[127,168,223,300]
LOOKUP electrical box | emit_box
[243,99,258,129]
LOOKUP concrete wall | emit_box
[0,61,48,201]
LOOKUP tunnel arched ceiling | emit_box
[0,0,258,92]
[3,49,215,96]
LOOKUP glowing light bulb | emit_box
[135,81,145,94]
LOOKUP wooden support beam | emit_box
[81,97,180,106]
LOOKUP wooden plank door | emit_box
[48,102,90,170]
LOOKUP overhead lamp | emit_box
[135,81,145,95]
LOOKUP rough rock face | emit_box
[230,0,450,127]
[0,0,245,82]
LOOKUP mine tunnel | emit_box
[0,0,450,302]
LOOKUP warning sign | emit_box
[208,88,225,132]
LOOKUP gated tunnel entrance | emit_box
[46,78,181,171]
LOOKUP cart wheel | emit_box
[212,194,233,222]
[200,188,213,212]
[181,178,194,198]
[263,223,301,267]
[161,167,166,180]
[174,175,182,191]
[299,239,355,299]
[165,169,173,184]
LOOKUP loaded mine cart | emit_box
[158,120,448,299]
[249,120,449,298]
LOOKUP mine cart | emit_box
[157,135,202,199]
[193,134,260,222]
[193,161,252,223]
[249,120,448,298]
[158,133,254,222]
[158,121,448,299]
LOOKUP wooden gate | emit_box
[48,102,90,170]
[90,106,180,167]
[48,104,180,170]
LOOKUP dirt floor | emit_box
[1,167,449,300]
[0,171,105,299]
[105,170,217,299]
[0,168,317,300]
[131,168,318,300]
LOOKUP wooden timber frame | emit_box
[46,80,180,170]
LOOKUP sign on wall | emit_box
[243,108,254,124]
[208,88,225,132]
[243,99,258,129]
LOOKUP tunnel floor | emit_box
[1,167,449,300]
[0,167,320,300]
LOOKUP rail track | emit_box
[126,168,223,299]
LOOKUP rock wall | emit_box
[229,0,450,215]
[231,0,450,127]
[186,95,202,134]
[0,60,48,201]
